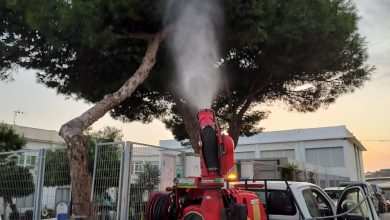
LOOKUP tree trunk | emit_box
[3,196,9,220]
[59,32,165,219]
[3,196,16,220]
[228,99,253,147]
[228,118,242,148]
[171,95,200,153]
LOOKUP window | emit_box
[26,155,36,166]
[18,155,37,168]
[338,188,370,219]
[254,190,296,215]
[56,187,71,204]
[132,161,143,174]
[131,161,160,174]
[305,147,344,167]
[261,149,295,160]
[235,151,255,160]
[15,194,34,208]
[325,190,343,200]
[320,180,326,188]
[302,188,333,217]
[150,161,159,169]
[19,155,25,164]
[329,180,341,187]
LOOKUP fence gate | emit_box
[91,141,185,220]
[0,149,45,220]
[91,142,126,220]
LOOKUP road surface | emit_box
[380,212,390,220]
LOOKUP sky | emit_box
[0,0,389,172]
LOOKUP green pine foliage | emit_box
[0,123,26,152]
[0,0,373,146]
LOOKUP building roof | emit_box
[11,124,65,145]
[159,139,184,149]
[237,125,366,151]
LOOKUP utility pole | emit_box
[13,109,24,124]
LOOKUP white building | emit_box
[234,126,366,181]
[11,125,65,168]
[160,125,366,187]
[12,125,65,150]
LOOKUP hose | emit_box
[146,192,171,220]
[200,126,219,171]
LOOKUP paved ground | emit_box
[380,212,390,220]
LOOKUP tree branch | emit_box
[222,72,234,113]
[120,26,172,42]
[60,30,166,138]
[58,28,168,219]
[122,32,155,41]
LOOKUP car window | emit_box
[254,190,297,216]
[337,188,371,220]
[302,188,333,217]
[325,190,343,200]
[367,184,375,196]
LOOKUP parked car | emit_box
[371,183,388,213]
[386,199,390,212]
[228,180,380,220]
[324,187,345,204]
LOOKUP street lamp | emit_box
[13,110,24,124]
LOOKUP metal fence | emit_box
[0,142,184,220]
[128,143,184,220]
[41,148,71,219]
[90,142,124,220]
[0,148,71,220]
[0,150,42,220]
[90,142,185,220]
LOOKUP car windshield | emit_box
[302,188,333,217]
[325,190,343,200]
[338,188,371,218]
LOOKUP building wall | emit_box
[159,126,366,187]
[12,125,65,150]
[236,127,365,183]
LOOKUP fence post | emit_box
[34,149,45,220]
[119,142,132,220]
[90,143,98,202]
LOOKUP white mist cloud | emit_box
[166,0,223,109]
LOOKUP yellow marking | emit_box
[252,203,261,220]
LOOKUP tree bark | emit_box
[171,95,200,153]
[59,31,165,219]
[228,117,242,148]
[228,99,253,147]
[3,196,16,220]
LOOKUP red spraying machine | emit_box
[146,109,266,220]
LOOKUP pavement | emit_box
[380,212,390,220]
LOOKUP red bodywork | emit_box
[146,109,265,220]
[197,109,234,178]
